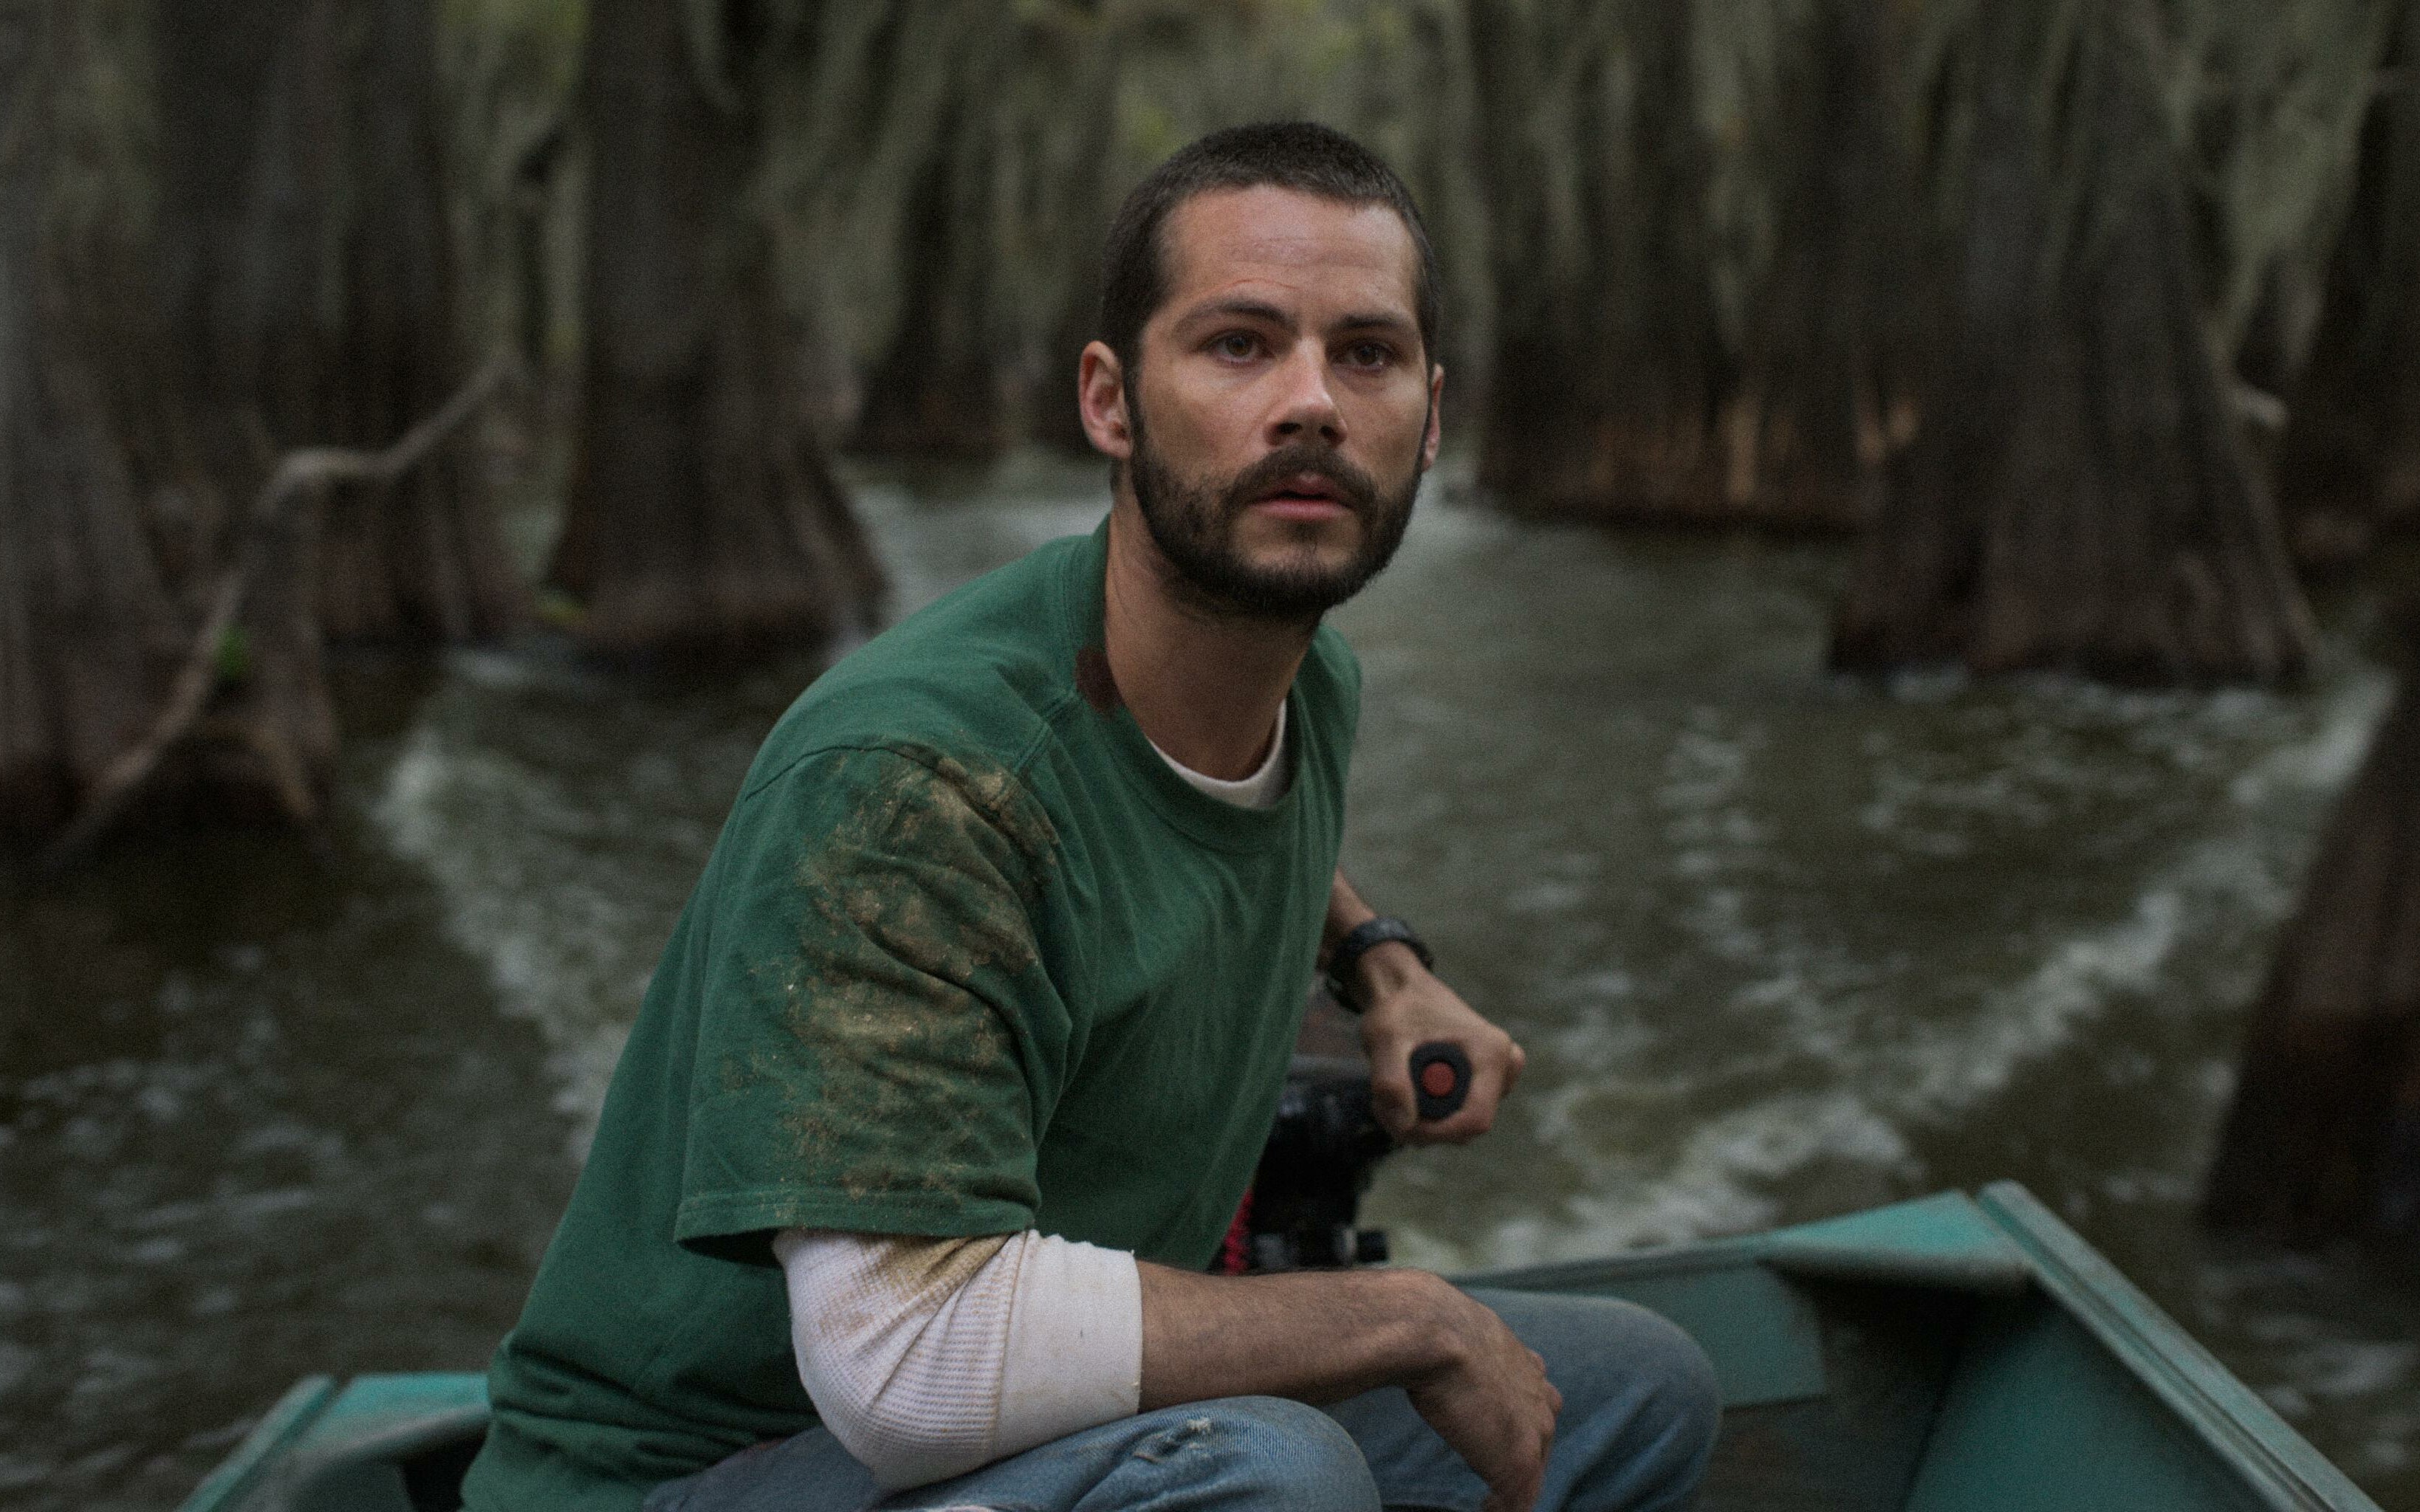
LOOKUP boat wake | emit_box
[1377,662,2391,1274]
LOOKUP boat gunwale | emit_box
[174,1376,337,1512]
[1447,1189,2034,1295]
[1974,1181,2382,1512]
[1452,1184,2385,1512]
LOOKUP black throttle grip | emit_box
[1409,1042,1471,1122]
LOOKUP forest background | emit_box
[4,0,2420,1506]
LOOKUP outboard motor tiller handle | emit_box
[1409,1041,1471,1122]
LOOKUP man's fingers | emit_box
[1394,1070,1495,1144]
[1368,1052,1418,1139]
[1447,1064,1506,1138]
[1499,1440,1547,1512]
[1402,1291,1557,1512]
[1371,1035,1487,1143]
[1478,1456,1543,1512]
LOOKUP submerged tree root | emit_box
[35,357,510,876]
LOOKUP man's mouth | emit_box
[1249,473,1352,518]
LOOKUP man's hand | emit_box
[1138,1265,1560,1512]
[1354,942,1525,1144]
[1323,870,1526,1144]
[1402,1272,1563,1512]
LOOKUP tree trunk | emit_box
[2206,612,2420,1242]
[1031,229,1109,456]
[1021,77,1117,460]
[1,1,352,848]
[797,0,1027,463]
[1831,0,2317,684]
[2273,1,2420,568]
[1724,0,1921,529]
[549,0,882,656]
[156,0,524,645]
[846,106,1012,461]
[0,5,185,842]
[1468,0,1728,518]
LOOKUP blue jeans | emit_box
[642,1288,1720,1511]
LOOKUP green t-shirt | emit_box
[462,521,1360,1511]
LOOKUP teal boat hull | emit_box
[176,1181,2380,1512]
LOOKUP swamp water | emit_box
[6,453,2419,1508]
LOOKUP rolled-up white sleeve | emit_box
[772,1226,1144,1490]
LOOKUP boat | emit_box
[174,1180,2382,1512]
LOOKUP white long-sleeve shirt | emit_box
[772,1228,1143,1488]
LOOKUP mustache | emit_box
[1218,443,1382,516]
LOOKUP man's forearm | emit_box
[1326,869,1378,953]
[1137,1260,1450,1409]
[1326,869,1425,1001]
[1137,1257,1563,1508]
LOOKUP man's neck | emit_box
[1101,493,1317,781]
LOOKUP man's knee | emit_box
[1619,1305,1721,1463]
[1574,1302,1720,1506]
[1118,1396,1382,1511]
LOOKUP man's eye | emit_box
[1344,342,1394,368]
[1213,332,1260,360]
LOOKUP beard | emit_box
[1126,389,1425,622]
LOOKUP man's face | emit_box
[1114,185,1442,619]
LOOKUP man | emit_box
[462,122,1717,1512]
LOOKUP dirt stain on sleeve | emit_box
[767,747,1062,1206]
[810,1231,1018,1344]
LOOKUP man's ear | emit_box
[1078,342,1133,461]
[1422,363,1445,472]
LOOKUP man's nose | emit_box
[1268,344,1345,447]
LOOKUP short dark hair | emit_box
[1097,121,1442,374]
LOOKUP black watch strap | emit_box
[1323,916,1434,1014]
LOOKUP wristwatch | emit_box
[1323,916,1434,1014]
